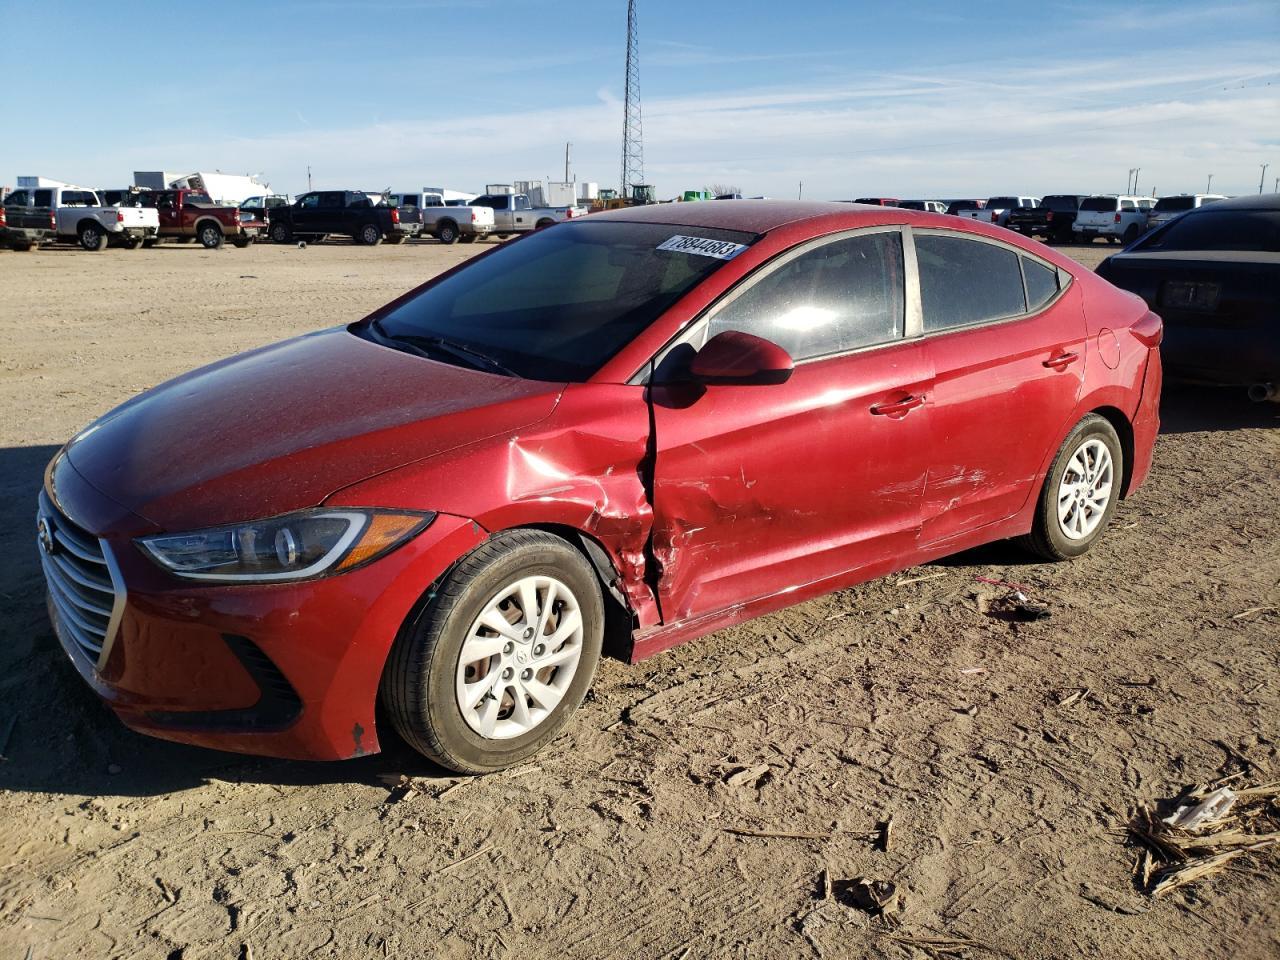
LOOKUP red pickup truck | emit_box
[136,189,262,249]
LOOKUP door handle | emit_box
[1043,351,1079,371]
[870,394,925,417]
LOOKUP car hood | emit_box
[65,328,564,531]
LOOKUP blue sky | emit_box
[4,0,1278,199]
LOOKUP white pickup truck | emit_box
[958,196,1040,228]
[387,191,495,244]
[47,186,160,250]
[1073,195,1156,245]
[468,193,587,237]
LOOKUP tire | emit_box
[78,222,107,252]
[270,222,291,244]
[1019,414,1123,562]
[358,223,382,246]
[382,530,604,774]
[232,236,252,248]
[122,235,142,249]
[459,234,477,244]
[142,239,158,248]
[12,239,33,252]
[437,221,459,244]
[536,218,555,229]
[198,223,224,249]
[385,234,405,245]
[1122,224,1140,245]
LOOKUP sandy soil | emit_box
[0,237,1276,960]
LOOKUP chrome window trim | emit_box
[630,224,912,384]
[904,227,1074,338]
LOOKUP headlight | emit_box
[137,509,434,583]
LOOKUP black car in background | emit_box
[1008,194,1086,241]
[1096,194,1279,400]
[944,198,985,216]
[268,190,422,245]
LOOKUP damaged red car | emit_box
[38,201,1162,773]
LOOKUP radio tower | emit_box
[620,0,643,200]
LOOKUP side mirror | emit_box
[689,331,794,386]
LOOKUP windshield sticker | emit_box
[656,235,748,261]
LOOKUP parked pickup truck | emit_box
[1,188,58,250]
[267,190,423,245]
[133,188,262,248]
[959,196,1040,228]
[1073,195,1156,245]
[41,186,160,250]
[236,194,290,231]
[468,193,586,237]
[387,191,494,244]
[1006,194,1086,241]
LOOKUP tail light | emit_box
[0,207,6,227]
[390,208,400,224]
[566,208,575,219]
[470,210,477,223]
[50,212,57,229]
[116,211,125,223]
[233,211,241,223]
[1046,211,1054,221]
[1130,310,1164,347]
[991,211,998,222]
[1114,212,1122,223]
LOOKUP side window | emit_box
[1120,200,1136,212]
[707,231,905,361]
[916,234,1026,331]
[1022,257,1059,311]
[319,192,344,207]
[515,196,531,210]
[297,193,319,209]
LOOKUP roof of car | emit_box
[585,199,921,233]
[1187,193,1280,212]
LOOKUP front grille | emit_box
[37,490,124,665]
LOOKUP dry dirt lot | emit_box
[0,238,1276,960]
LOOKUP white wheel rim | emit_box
[455,575,583,740]
[1056,438,1114,540]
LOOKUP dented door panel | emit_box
[647,340,933,624]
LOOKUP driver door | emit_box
[646,228,934,624]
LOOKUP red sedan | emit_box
[38,201,1162,772]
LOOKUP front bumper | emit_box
[40,458,486,760]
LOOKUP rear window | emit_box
[1043,196,1081,211]
[364,221,757,381]
[916,235,1026,331]
[1153,196,1195,212]
[1081,197,1117,212]
[1135,210,1280,253]
[987,197,1019,209]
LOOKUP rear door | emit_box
[911,230,1086,545]
[648,227,935,623]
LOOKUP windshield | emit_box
[1153,196,1196,212]
[1043,195,1080,211]
[1134,210,1280,253]
[1081,197,1117,212]
[361,221,757,381]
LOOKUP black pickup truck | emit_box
[1007,194,1085,242]
[267,190,422,245]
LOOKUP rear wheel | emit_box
[1019,414,1123,561]
[536,218,555,229]
[232,235,252,248]
[122,235,142,249]
[270,222,291,244]
[382,530,604,774]
[437,221,459,244]
[459,234,477,243]
[359,223,382,246]
[142,238,158,248]
[198,223,224,249]
[78,222,107,252]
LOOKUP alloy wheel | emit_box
[1056,438,1114,540]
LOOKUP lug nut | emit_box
[521,668,533,681]
[533,644,546,657]
[502,667,514,680]
[503,641,515,655]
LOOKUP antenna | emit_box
[620,0,644,199]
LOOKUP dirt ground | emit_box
[0,237,1276,960]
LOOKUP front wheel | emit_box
[382,530,604,774]
[1019,414,1123,561]
[78,223,107,252]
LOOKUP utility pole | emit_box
[1260,163,1270,194]
[565,142,572,182]
[619,0,643,200]
[798,181,804,200]
[1126,168,1136,193]
[307,165,312,191]
[1206,173,1214,192]
[1133,168,1141,195]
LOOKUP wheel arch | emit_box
[195,216,223,234]
[1088,404,1137,498]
